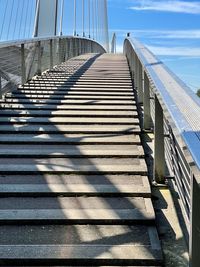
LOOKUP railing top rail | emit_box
[124,37,200,179]
[0,35,105,51]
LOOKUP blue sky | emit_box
[107,0,200,92]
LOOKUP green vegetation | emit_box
[197,89,200,97]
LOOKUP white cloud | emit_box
[147,45,200,56]
[129,0,200,14]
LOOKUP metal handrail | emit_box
[125,38,200,174]
[0,36,106,97]
[0,35,105,49]
[124,37,200,267]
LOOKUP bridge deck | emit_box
[0,54,162,266]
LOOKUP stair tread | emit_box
[1,103,137,110]
[0,124,141,133]
[0,144,144,157]
[4,99,136,104]
[0,133,141,144]
[0,196,154,221]
[0,116,139,124]
[6,95,135,100]
[0,225,162,263]
[0,109,138,117]
[0,174,150,196]
[0,157,147,174]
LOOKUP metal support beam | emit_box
[143,71,152,130]
[154,95,165,184]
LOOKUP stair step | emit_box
[0,174,150,197]
[0,196,154,223]
[21,85,133,91]
[3,99,136,105]
[0,116,139,124]
[0,124,141,134]
[0,144,144,158]
[6,94,135,100]
[16,90,134,96]
[0,225,162,265]
[0,109,138,117]
[0,133,141,144]
[25,84,133,89]
[1,103,137,110]
[0,157,147,175]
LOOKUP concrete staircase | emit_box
[0,53,163,266]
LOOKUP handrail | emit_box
[124,37,200,267]
[124,37,200,178]
[0,36,106,97]
[0,35,105,50]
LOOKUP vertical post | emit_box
[21,44,26,84]
[154,95,165,184]
[189,175,200,267]
[59,39,63,63]
[69,38,73,58]
[65,38,69,60]
[143,71,152,130]
[0,74,2,99]
[50,39,53,69]
[137,60,143,104]
[37,41,41,75]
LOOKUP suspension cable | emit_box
[23,0,30,38]
[73,0,76,36]
[82,0,85,37]
[12,0,20,39]
[18,0,25,38]
[0,0,9,40]
[6,0,14,40]
[92,0,95,39]
[88,0,90,38]
[59,0,64,35]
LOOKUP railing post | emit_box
[50,39,53,69]
[65,38,69,60]
[74,38,78,56]
[130,50,134,80]
[37,41,42,75]
[0,74,2,99]
[143,71,152,130]
[59,39,62,63]
[190,175,200,267]
[69,38,73,58]
[154,94,165,184]
[137,59,143,104]
[21,44,26,84]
